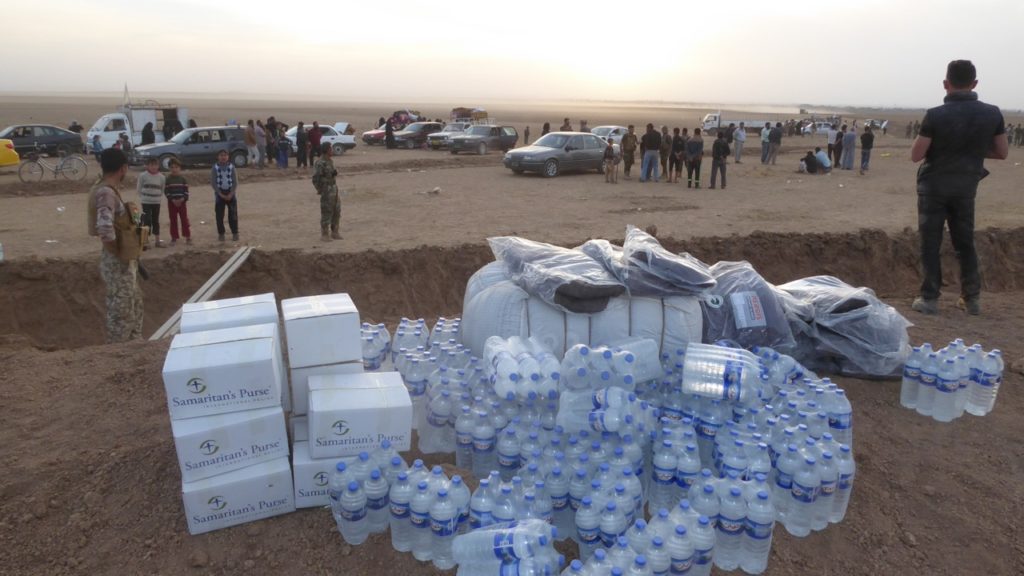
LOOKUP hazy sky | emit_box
[7,0,1024,109]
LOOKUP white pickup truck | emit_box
[285,122,357,155]
[701,112,774,133]
[86,102,190,150]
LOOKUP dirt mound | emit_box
[2,228,1023,351]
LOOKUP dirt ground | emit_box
[1,96,1022,576]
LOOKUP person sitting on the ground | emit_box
[813,146,832,173]
[800,150,819,174]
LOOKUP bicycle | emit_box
[18,149,89,183]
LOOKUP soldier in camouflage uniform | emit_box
[88,149,145,342]
[312,142,341,241]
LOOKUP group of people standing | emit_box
[823,123,875,173]
[243,117,308,170]
[617,124,732,189]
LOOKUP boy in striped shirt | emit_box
[164,158,191,245]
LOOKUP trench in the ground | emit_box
[2,227,1023,350]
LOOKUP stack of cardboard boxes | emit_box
[163,294,294,535]
[161,292,413,534]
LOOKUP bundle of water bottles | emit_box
[899,339,1005,422]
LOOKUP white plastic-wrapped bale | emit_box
[460,262,703,358]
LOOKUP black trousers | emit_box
[918,194,979,301]
[141,203,160,236]
[669,153,683,174]
[710,158,726,188]
[215,196,239,235]
[296,144,308,167]
[686,158,702,186]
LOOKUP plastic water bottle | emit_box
[967,350,1004,416]
[675,443,702,495]
[450,475,471,534]
[714,487,746,571]
[371,438,403,473]
[547,467,573,539]
[627,554,652,576]
[609,535,637,570]
[430,489,458,570]
[406,359,429,431]
[328,461,355,526]
[900,346,922,409]
[828,390,853,446]
[348,451,376,487]
[576,496,602,561]
[599,502,628,548]
[773,444,799,522]
[455,406,475,470]
[786,457,819,537]
[682,344,767,403]
[689,516,716,576]
[389,472,414,552]
[410,481,435,561]
[931,357,959,422]
[563,559,587,576]
[666,524,694,576]
[742,490,774,574]
[338,481,369,545]
[452,519,552,569]
[830,444,855,523]
[498,428,522,481]
[626,519,649,553]
[492,485,517,525]
[915,352,939,416]
[813,451,837,531]
[364,469,390,534]
[421,389,453,453]
[468,478,495,530]
[585,548,613,576]
[646,535,671,576]
[472,411,497,480]
[691,484,719,528]
[649,440,678,514]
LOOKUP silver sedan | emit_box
[503,132,615,177]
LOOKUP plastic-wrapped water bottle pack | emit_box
[900,338,1004,422]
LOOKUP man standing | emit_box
[384,118,395,149]
[767,122,783,165]
[640,123,662,183]
[313,142,342,241]
[659,125,671,179]
[295,121,309,170]
[910,59,1008,315]
[524,125,530,145]
[841,123,857,170]
[709,131,730,189]
[560,118,572,131]
[244,120,258,166]
[309,121,323,165]
[733,122,746,163]
[859,125,874,174]
[620,125,639,179]
[760,122,771,164]
[87,149,144,343]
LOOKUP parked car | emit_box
[0,124,84,156]
[449,125,519,155]
[362,124,387,145]
[0,139,19,167]
[286,123,356,155]
[802,121,835,135]
[503,132,614,177]
[427,122,472,149]
[134,126,248,170]
[591,125,629,145]
[392,122,444,149]
[864,119,889,131]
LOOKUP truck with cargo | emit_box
[701,111,775,133]
[86,100,190,150]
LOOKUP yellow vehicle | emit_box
[0,139,19,167]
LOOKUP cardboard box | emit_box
[181,458,295,535]
[172,406,289,483]
[163,333,282,420]
[289,362,364,416]
[290,416,308,443]
[170,323,292,413]
[292,441,352,508]
[180,293,279,334]
[307,372,412,459]
[281,294,361,369]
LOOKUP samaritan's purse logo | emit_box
[208,495,227,511]
[199,439,219,456]
[187,377,207,394]
[314,471,329,487]
[332,420,350,436]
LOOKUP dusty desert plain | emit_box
[0,94,1022,575]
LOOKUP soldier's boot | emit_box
[321,226,331,242]
[331,228,342,240]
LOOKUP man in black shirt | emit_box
[910,60,1008,315]
[640,123,662,182]
[709,131,730,189]
[859,126,875,174]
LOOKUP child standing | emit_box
[276,127,290,169]
[603,139,618,183]
[136,157,166,247]
[91,134,103,163]
[164,158,191,245]
[210,150,239,242]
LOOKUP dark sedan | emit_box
[392,122,444,149]
[449,125,518,155]
[0,124,84,156]
[503,132,612,177]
